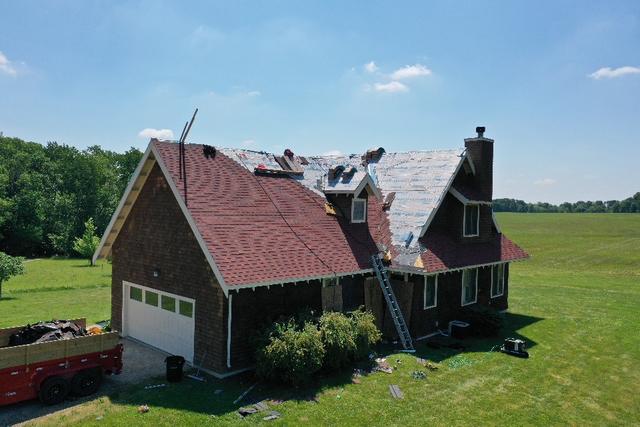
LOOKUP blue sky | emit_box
[1,0,638,203]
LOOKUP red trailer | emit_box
[0,319,123,406]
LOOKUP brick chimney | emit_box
[464,126,494,201]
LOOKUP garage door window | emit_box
[145,290,159,306]
[161,295,176,312]
[179,300,193,318]
[130,286,142,302]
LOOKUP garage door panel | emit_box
[123,282,195,362]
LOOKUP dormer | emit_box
[322,165,382,223]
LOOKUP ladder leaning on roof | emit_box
[370,254,415,352]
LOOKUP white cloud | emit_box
[589,66,640,79]
[138,128,174,140]
[189,25,225,47]
[0,51,17,76]
[390,64,432,80]
[364,61,378,73]
[373,81,409,93]
[241,139,257,148]
[322,150,343,156]
[246,90,261,97]
[534,178,557,186]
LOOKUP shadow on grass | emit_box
[411,312,543,363]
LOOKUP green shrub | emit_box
[349,308,382,360]
[319,311,357,370]
[460,305,504,337]
[255,320,325,385]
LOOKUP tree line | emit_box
[493,194,640,213]
[0,135,142,257]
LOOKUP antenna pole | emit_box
[181,108,198,207]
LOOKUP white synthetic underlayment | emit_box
[220,147,465,250]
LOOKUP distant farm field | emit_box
[2,214,639,426]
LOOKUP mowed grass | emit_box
[5,214,640,426]
[0,258,111,328]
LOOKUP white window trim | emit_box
[423,274,438,309]
[461,268,478,306]
[491,264,505,298]
[351,198,367,223]
[463,204,480,237]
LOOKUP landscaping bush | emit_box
[255,308,382,384]
[349,308,382,360]
[319,311,357,370]
[460,305,504,337]
[255,320,325,385]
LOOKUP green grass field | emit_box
[3,214,639,426]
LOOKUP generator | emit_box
[500,338,529,358]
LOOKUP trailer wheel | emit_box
[38,376,69,405]
[71,368,102,397]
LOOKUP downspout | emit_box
[227,293,233,368]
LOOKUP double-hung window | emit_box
[491,264,505,297]
[423,275,438,309]
[461,268,478,306]
[463,204,479,237]
[351,198,367,223]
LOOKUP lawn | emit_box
[3,214,639,426]
[0,258,112,328]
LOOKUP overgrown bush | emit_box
[460,305,504,337]
[319,311,357,370]
[255,320,325,385]
[255,308,382,384]
[349,308,382,360]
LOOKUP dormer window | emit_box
[463,204,479,237]
[351,198,367,223]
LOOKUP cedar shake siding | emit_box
[111,164,227,373]
[229,281,323,369]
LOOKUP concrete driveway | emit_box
[1,338,169,426]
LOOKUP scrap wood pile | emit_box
[7,320,102,347]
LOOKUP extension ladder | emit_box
[370,254,415,352]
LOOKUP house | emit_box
[93,126,528,378]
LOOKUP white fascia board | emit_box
[418,154,466,238]
[450,187,492,206]
[356,174,382,199]
[92,143,154,265]
[150,143,230,296]
[225,269,374,292]
[388,257,528,276]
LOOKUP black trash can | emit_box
[165,355,185,382]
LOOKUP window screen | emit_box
[424,275,437,309]
[462,269,477,305]
[130,286,142,302]
[464,204,479,236]
[352,199,367,223]
[491,264,505,297]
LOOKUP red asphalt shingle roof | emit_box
[152,141,527,287]
[154,141,388,287]
[418,233,529,273]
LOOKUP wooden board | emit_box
[0,319,119,371]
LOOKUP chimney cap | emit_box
[475,126,486,137]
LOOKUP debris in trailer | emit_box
[8,320,88,346]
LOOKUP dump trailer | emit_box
[0,319,122,406]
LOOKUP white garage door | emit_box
[122,281,195,362]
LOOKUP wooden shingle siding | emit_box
[112,163,227,373]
